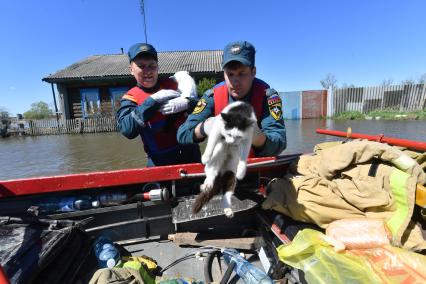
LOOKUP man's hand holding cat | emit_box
[199,116,215,137]
[150,89,180,103]
[159,96,189,115]
[252,122,267,148]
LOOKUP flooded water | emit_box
[0,119,425,180]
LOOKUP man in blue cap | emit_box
[177,41,286,157]
[117,43,201,166]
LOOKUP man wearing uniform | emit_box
[117,43,201,166]
[177,41,286,157]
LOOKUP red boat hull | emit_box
[0,156,296,198]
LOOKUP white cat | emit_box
[171,71,197,98]
[192,101,256,218]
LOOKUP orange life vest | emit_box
[213,78,269,157]
[122,78,187,155]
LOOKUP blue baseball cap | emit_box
[222,41,255,68]
[128,43,158,62]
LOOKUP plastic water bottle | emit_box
[34,196,98,214]
[58,197,77,212]
[34,197,61,214]
[97,192,129,206]
[93,236,121,268]
[54,196,97,212]
[222,248,274,284]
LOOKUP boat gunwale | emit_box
[0,154,301,198]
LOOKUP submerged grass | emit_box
[367,109,426,120]
[333,109,426,120]
[333,111,365,120]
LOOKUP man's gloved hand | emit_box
[200,116,215,137]
[159,96,189,115]
[150,89,180,103]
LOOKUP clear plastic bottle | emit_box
[222,248,274,284]
[58,197,77,212]
[93,235,121,268]
[34,197,61,214]
[97,192,129,206]
[34,195,98,214]
[74,195,98,210]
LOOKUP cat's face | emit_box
[220,112,255,145]
[222,127,245,145]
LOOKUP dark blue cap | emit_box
[128,43,157,62]
[222,41,255,68]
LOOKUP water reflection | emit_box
[0,119,424,180]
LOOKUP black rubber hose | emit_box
[220,261,236,284]
[204,250,221,284]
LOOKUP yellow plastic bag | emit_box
[277,229,426,284]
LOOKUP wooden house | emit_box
[43,50,223,119]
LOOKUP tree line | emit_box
[320,73,426,89]
[0,101,53,120]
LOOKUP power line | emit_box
[140,0,148,43]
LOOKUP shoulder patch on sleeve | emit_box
[204,89,214,97]
[192,98,208,114]
[267,93,283,120]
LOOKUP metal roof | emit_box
[43,50,223,83]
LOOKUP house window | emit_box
[80,88,100,118]
[109,87,129,112]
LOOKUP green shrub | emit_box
[334,111,364,120]
[367,108,426,120]
[196,77,216,98]
[24,101,54,119]
[411,109,426,119]
[367,109,400,119]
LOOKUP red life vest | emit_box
[213,78,269,157]
[123,78,187,155]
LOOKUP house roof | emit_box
[43,50,223,83]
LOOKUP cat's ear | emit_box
[221,113,230,122]
[247,117,257,126]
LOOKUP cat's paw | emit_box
[236,161,247,180]
[201,154,210,165]
[200,181,213,192]
[224,208,234,218]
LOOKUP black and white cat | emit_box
[192,101,256,218]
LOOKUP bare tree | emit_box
[341,83,356,89]
[0,106,9,119]
[418,73,426,84]
[320,73,337,90]
[381,79,393,86]
[401,78,415,85]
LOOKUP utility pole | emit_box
[140,0,148,43]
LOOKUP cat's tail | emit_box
[192,179,220,214]
[192,171,236,214]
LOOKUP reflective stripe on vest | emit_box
[122,78,185,154]
[213,78,269,157]
[386,168,411,246]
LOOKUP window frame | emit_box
[109,87,129,113]
[80,88,100,118]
